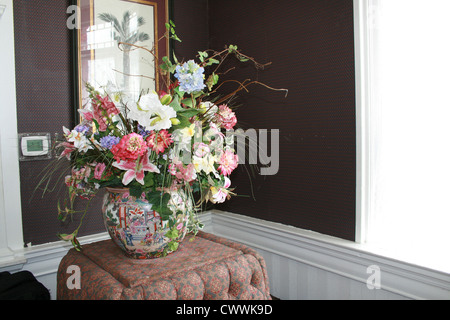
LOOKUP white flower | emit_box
[210,176,232,204]
[172,123,196,151]
[203,122,224,153]
[192,154,216,175]
[127,92,177,130]
[65,128,93,153]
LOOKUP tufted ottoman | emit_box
[56,231,271,300]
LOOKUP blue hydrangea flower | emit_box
[100,135,120,150]
[74,124,90,134]
[137,125,151,138]
[174,60,206,94]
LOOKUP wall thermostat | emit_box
[19,133,52,161]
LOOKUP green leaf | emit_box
[198,51,208,62]
[144,172,154,188]
[129,184,143,198]
[166,21,181,42]
[181,97,194,108]
[205,58,220,67]
[168,241,179,251]
[165,229,179,240]
[58,233,75,241]
[171,115,192,130]
[169,95,183,112]
[146,191,172,219]
[160,56,176,74]
[72,237,82,251]
[97,176,122,188]
[162,55,171,65]
[206,73,219,91]
[160,62,168,72]
[228,44,238,53]
[178,108,200,118]
[174,86,187,99]
[172,35,182,42]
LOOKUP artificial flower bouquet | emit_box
[41,23,283,248]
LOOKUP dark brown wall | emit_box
[175,0,356,241]
[171,0,209,62]
[14,0,356,245]
[14,0,105,246]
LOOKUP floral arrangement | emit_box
[40,22,285,248]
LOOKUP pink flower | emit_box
[179,164,197,182]
[78,108,94,121]
[218,150,239,176]
[96,116,109,131]
[111,133,147,162]
[57,141,75,160]
[211,176,232,203]
[94,163,106,180]
[146,130,173,154]
[112,152,160,185]
[64,166,96,201]
[215,104,237,130]
[169,160,197,183]
[193,142,210,157]
[90,95,119,131]
[94,95,119,117]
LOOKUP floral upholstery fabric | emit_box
[57,231,271,300]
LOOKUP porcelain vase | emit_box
[102,188,189,259]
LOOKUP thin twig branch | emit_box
[112,69,155,81]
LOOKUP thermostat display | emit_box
[27,139,44,152]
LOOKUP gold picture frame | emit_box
[74,0,169,113]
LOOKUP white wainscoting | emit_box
[209,211,450,300]
[1,211,449,300]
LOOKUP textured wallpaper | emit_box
[207,0,356,241]
[14,0,105,246]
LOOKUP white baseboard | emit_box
[2,210,449,300]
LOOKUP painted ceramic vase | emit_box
[102,188,190,259]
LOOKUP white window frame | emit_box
[354,0,372,244]
[354,0,450,274]
[0,0,26,267]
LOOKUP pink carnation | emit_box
[218,150,239,176]
[216,104,237,130]
[146,130,173,154]
[111,133,147,162]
